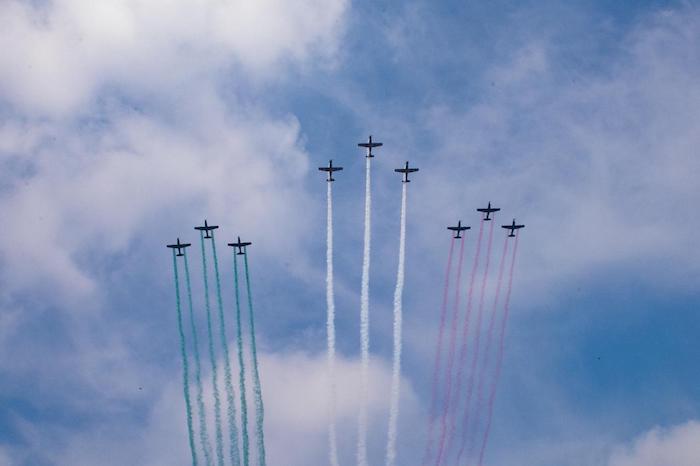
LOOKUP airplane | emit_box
[318,160,343,182]
[447,220,471,239]
[394,161,419,182]
[227,236,252,255]
[194,220,219,239]
[502,219,525,237]
[166,238,191,256]
[477,202,501,221]
[358,135,383,158]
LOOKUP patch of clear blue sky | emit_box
[505,273,700,423]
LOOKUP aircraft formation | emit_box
[449,210,526,238]
[316,136,525,466]
[166,220,263,466]
[319,136,526,240]
[166,134,525,466]
[168,221,253,254]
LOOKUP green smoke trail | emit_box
[171,251,198,466]
[243,252,266,466]
[209,231,241,466]
[200,232,225,466]
[184,251,214,466]
[233,253,250,466]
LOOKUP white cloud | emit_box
[11,350,421,466]
[260,351,425,465]
[608,421,700,466]
[0,0,348,115]
[0,106,315,299]
[0,0,349,299]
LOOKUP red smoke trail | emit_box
[433,235,467,466]
[477,234,520,466]
[455,219,495,465]
[421,237,456,466]
[468,236,509,460]
[442,218,486,462]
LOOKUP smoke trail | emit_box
[200,232,225,466]
[470,236,510,460]
[209,232,241,466]
[243,252,266,466]
[184,251,214,466]
[386,183,408,466]
[433,234,466,466]
[357,156,372,466]
[477,235,520,466]
[171,251,198,466]
[455,219,495,465]
[233,254,250,466]
[326,182,340,466]
[421,237,456,466]
[443,219,485,461]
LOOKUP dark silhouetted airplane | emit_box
[502,219,525,237]
[477,202,500,221]
[228,236,252,255]
[447,220,470,239]
[358,135,383,158]
[166,238,191,256]
[394,161,419,182]
[318,160,343,182]
[194,220,219,239]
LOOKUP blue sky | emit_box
[0,1,699,465]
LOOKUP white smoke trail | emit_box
[326,182,340,466]
[386,182,407,466]
[357,156,372,466]
[199,233,225,466]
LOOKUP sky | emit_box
[0,0,699,465]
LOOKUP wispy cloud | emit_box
[608,421,700,466]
